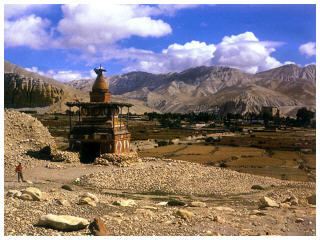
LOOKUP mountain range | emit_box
[4,60,316,116]
[68,64,316,116]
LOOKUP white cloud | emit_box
[5,14,51,49]
[55,5,172,49]
[4,4,47,19]
[25,66,45,76]
[122,40,216,73]
[305,62,316,66]
[25,67,91,82]
[299,42,316,57]
[51,71,86,82]
[121,32,284,74]
[284,61,296,65]
[211,32,283,73]
[4,4,176,51]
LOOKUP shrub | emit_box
[158,141,168,147]
[167,199,186,206]
[219,162,228,168]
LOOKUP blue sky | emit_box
[4,4,316,81]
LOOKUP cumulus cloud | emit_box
[5,14,51,49]
[211,32,283,73]
[55,5,172,49]
[4,4,47,19]
[299,42,316,57]
[25,67,91,82]
[122,41,216,73]
[121,32,284,74]
[4,4,174,50]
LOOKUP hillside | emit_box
[4,61,87,113]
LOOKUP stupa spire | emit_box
[90,65,111,102]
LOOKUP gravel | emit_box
[4,109,56,177]
[77,158,315,197]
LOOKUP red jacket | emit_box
[16,165,22,172]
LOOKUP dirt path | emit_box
[4,162,106,188]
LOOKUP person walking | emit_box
[15,162,25,182]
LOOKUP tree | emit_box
[296,107,315,127]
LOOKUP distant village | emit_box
[126,106,316,133]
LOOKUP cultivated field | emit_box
[139,135,316,182]
[32,113,316,182]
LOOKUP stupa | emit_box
[66,65,132,162]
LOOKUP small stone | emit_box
[6,190,20,197]
[206,231,221,236]
[56,198,71,206]
[79,197,97,207]
[167,199,186,206]
[157,201,168,206]
[213,206,235,212]
[306,194,316,205]
[251,185,264,190]
[259,197,279,208]
[112,199,136,207]
[142,206,158,210]
[280,203,291,208]
[61,185,73,191]
[89,216,108,236]
[176,209,194,221]
[295,218,304,223]
[81,192,99,203]
[190,201,207,207]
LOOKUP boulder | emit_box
[21,187,42,201]
[37,214,89,231]
[259,197,279,208]
[176,209,194,221]
[19,193,33,201]
[89,217,108,236]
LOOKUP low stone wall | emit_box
[94,152,140,167]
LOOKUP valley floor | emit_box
[4,158,316,236]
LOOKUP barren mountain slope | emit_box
[4,61,87,112]
[6,61,315,115]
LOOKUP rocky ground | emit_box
[4,110,316,236]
